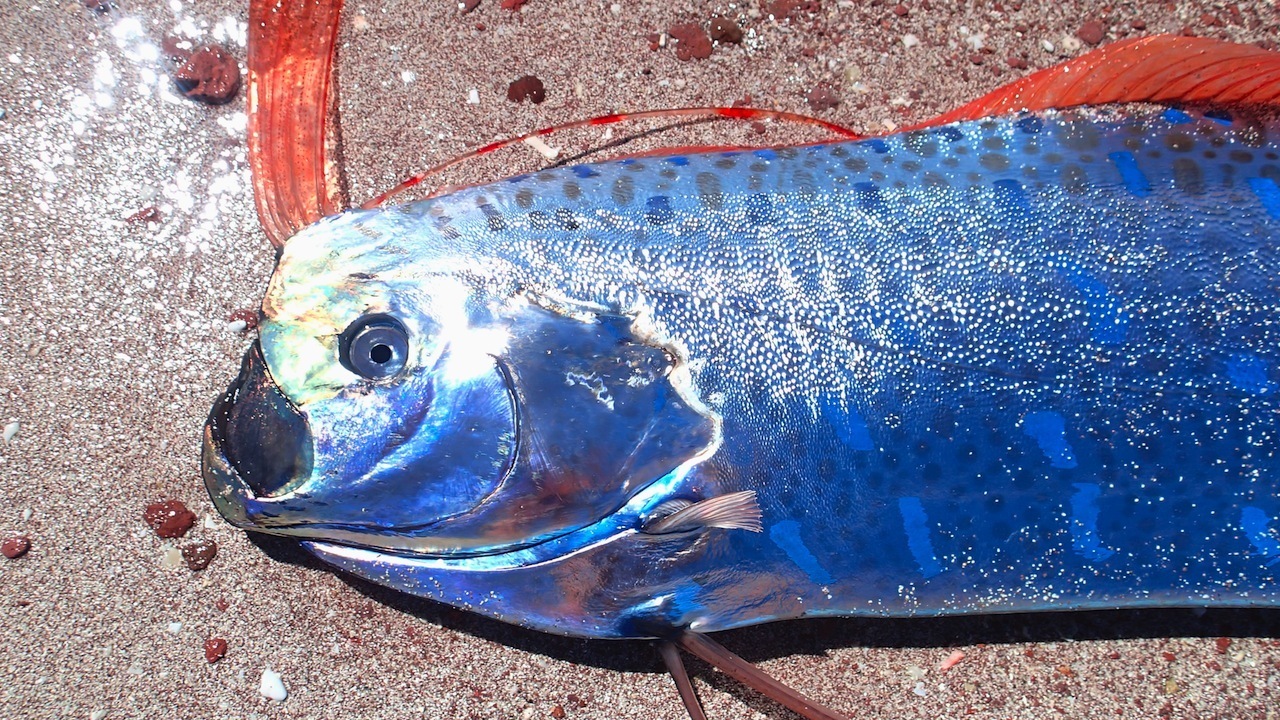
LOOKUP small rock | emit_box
[167,622,183,634]
[459,0,481,12]
[901,33,920,49]
[2,536,31,559]
[215,598,230,612]
[172,45,241,104]
[499,0,528,9]
[143,500,196,539]
[161,548,183,568]
[227,309,258,333]
[204,637,228,663]
[668,23,713,61]
[467,88,480,105]
[3,421,18,442]
[892,4,908,17]
[1130,19,1147,31]
[182,539,218,570]
[259,668,287,701]
[805,83,840,112]
[225,319,247,334]
[1058,34,1083,55]
[709,17,743,44]
[507,75,546,104]
[968,53,985,65]
[765,0,820,20]
[90,710,109,720]
[1076,20,1106,46]
[550,706,566,719]
[1041,39,1055,53]
[1007,56,1028,69]
[1215,637,1232,654]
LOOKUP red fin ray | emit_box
[247,0,346,248]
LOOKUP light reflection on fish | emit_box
[203,18,1280,719]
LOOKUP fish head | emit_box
[203,209,721,566]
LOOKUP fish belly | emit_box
[418,107,1280,631]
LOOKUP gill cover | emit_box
[204,249,719,556]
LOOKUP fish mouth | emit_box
[203,341,314,528]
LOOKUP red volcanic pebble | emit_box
[709,17,743,44]
[892,4,909,17]
[143,500,196,539]
[550,706,566,719]
[214,598,230,612]
[1006,55,1028,69]
[1162,651,1177,662]
[765,0,820,20]
[181,539,217,570]
[499,0,527,10]
[173,45,241,104]
[1076,20,1106,46]
[506,75,546,104]
[459,0,480,11]
[1215,637,1232,654]
[668,23,712,61]
[805,83,840,112]
[204,637,228,663]
[228,308,258,332]
[2,536,31,559]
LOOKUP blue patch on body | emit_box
[1065,268,1129,344]
[821,397,875,450]
[1069,483,1115,561]
[853,182,884,212]
[865,138,890,154]
[1248,177,1280,220]
[897,497,943,578]
[664,156,690,166]
[1226,353,1276,394]
[1022,411,1078,469]
[572,165,600,179]
[1107,151,1152,197]
[753,148,778,160]
[1240,507,1280,567]
[1161,108,1193,124]
[770,520,834,584]
[645,195,674,225]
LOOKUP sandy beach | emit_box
[2,1,1279,718]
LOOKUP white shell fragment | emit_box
[259,668,287,701]
[523,136,560,161]
[467,88,480,105]
[2,421,18,442]
[225,319,248,334]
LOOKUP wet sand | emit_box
[2,1,1279,718]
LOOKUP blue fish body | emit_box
[204,106,1280,640]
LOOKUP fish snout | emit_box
[203,342,313,523]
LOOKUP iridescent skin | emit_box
[204,106,1280,639]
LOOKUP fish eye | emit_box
[339,314,409,380]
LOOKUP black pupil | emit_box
[370,344,392,364]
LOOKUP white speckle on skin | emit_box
[259,668,287,701]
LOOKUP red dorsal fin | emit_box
[916,35,1280,129]
[361,107,861,209]
[247,0,346,248]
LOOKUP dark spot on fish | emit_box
[696,172,724,210]
[1016,116,1043,134]
[935,126,964,142]
[1023,142,1040,155]
[1124,137,1143,151]
[954,145,970,155]
[1231,150,1254,164]
[612,176,635,206]
[746,193,773,225]
[1043,152,1063,164]
[923,171,949,188]
[572,165,600,179]
[843,157,868,173]
[966,172,983,184]
[830,145,849,158]
[555,207,578,230]
[880,154,894,165]
[515,188,535,209]
[1146,150,1162,159]
[942,157,959,168]
[802,157,819,168]
[714,157,737,170]
[982,136,1007,151]
[980,153,1011,172]
[749,162,769,174]
[562,181,581,200]
[1021,165,1039,179]
[870,171,887,182]
[1268,152,1279,161]
[854,182,884,212]
[1061,164,1088,194]
[1164,132,1194,152]
[479,203,506,232]
[901,160,921,173]
[1240,122,1268,148]
[528,210,551,229]
[791,170,819,196]
[903,131,938,158]
[659,168,679,180]
[1062,123,1101,150]
[748,174,764,191]
[1173,159,1205,195]
[625,161,648,172]
[1203,150,1217,159]
[645,195,673,225]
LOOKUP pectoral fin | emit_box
[642,491,763,535]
